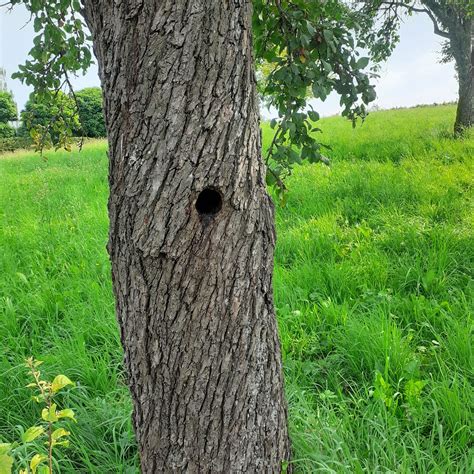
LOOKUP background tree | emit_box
[0,91,17,139]
[0,123,16,139]
[75,87,106,138]
[0,91,18,124]
[20,91,79,149]
[355,0,474,134]
[4,0,383,470]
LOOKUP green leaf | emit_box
[51,374,74,394]
[404,379,427,402]
[41,403,58,422]
[37,466,50,474]
[32,395,45,403]
[51,428,70,441]
[57,408,76,422]
[30,454,47,474]
[321,60,332,73]
[364,86,376,103]
[323,29,334,43]
[265,169,277,187]
[22,426,45,443]
[52,440,70,448]
[308,110,319,122]
[0,446,10,456]
[356,57,370,69]
[0,454,13,474]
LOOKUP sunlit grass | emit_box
[1,104,473,472]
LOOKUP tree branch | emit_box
[380,1,450,39]
[418,5,450,39]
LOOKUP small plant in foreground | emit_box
[0,358,76,474]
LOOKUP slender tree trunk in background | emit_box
[421,1,473,134]
[83,1,290,471]
[453,19,473,135]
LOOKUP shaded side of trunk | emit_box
[83,1,291,472]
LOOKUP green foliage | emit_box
[8,0,92,89]
[75,88,106,138]
[1,358,76,474]
[0,137,33,154]
[0,123,15,139]
[7,0,381,195]
[0,91,18,124]
[0,90,18,140]
[6,0,91,154]
[9,0,91,94]
[0,104,472,471]
[253,0,378,195]
[21,92,80,151]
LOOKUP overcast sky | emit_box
[1,5,458,118]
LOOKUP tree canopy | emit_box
[0,91,18,139]
[355,0,473,61]
[0,91,18,124]
[75,87,106,138]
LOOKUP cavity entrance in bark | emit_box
[195,187,223,216]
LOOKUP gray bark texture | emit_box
[82,0,291,472]
[453,18,473,135]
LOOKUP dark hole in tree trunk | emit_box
[195,187,223,216]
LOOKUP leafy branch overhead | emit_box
[5,0,377,193]
[253,0,378,195]
[5,0,91,150]
[8,0,91,91]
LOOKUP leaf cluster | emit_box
[5,0,92,152]
[9,0,91,93]
[354,0,474,63]
[253,0,378,196]
[20,91,80,151]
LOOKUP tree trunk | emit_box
[453,19,473,135]
[82,1,291,472]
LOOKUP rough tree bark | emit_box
[82,0,291,472]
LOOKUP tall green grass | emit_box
[1,105,473,472]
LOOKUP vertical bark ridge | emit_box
[83,0,291,471]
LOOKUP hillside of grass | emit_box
[1,104,473,472]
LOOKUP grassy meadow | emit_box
[0,104,473,472]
